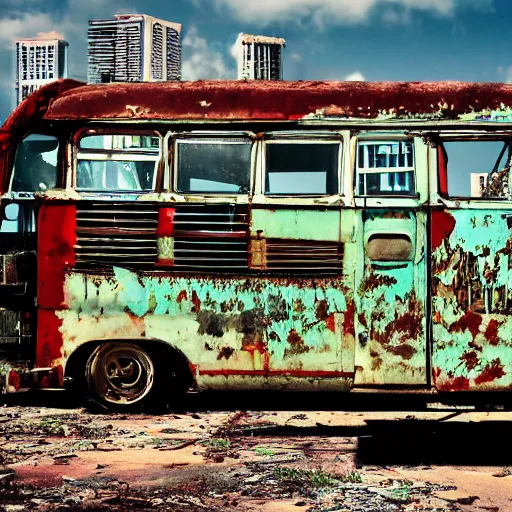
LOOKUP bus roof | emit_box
[40,79,512,122]
[4,79,512,130]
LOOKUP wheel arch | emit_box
[64,337,196,391]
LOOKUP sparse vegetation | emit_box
[199,438,231,450]
[273,467,338,489]
[252,446,276,457]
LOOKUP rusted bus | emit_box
[4,80,512,409]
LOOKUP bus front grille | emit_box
[74,203,158,270]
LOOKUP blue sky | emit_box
[0,0,510,122]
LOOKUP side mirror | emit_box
[3,203,19,221]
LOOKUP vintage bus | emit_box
[1,79,512,410]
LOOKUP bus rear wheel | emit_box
[85,342,156,410]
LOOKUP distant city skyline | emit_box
[1,0,511,122]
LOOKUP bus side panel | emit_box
[432,209,512,391]
[58,269,355,390]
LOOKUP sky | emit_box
[0,0,511,122]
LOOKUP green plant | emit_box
[339,471,363,483]
[199,438,231,450]
[252,446,276,457]
[273,467,337,489]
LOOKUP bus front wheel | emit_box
[85,342,156,410]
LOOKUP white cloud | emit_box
[182,26,235,80]
[345,71,366,81]
[0,13,56,47]
[207,0,487,27]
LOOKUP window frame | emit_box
[8,131,61,198]
[436,134,512,201]
[355,137,417,198]
[172,132,255,196]
[74,129,162,194]
[262,137,343,197]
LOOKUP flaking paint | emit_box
[58,268,355,389]
[432,209,512,391]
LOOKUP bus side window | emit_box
[265,142,340,195]
[356,140,416,196]
[176,139,251,194]
[441,140,512,198]
[76,134,159,192]
[11,134,59,193]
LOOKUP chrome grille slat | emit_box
[265,240,343,275]
[75,203,158,270]
[173,204,249,273]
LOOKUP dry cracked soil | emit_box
[0,391,511,512]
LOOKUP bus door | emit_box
[354,135,428,385]
[431,135,512,391]
[249,134,354,383]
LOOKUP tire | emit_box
[85,342,157,411]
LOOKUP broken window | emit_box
[11,134,59,193]
[76,134,159,192]
[265,142,340,195]
[440,140,512,198]
[356,140,415,196]
[176,139,251,194]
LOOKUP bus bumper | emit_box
[0,363,59,393]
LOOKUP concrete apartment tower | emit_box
[15,32,68,105]
[87,14,181,84]
[235,33,285,80]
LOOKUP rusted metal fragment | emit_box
[432,210,512,391]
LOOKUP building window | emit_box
[176,139,251,194]
[151,23,163,80]
[265,142,340,195]
[76,134,159,192]
[356,140,416,196]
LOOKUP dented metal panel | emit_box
[432,209,512,391]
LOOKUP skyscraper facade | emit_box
[15,33,68,105]
[235,33,285,81]
[87,14,181,84]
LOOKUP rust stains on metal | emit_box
[361,271,397,293]
[285,330,310,357]
[217,347,235,360]
[449,311,483,339]
[460,351,479,371]
[33,80,512,123]
[474,359,506,385]
[484,319,502,346]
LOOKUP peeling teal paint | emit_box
[62,268,352,375]
[432,209,512,390]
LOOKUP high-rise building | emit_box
[235,33,285,81]
[15,32,68,105]
[87,14,181,84]
[470,173,489,197]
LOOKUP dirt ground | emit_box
[1,391,511,511]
